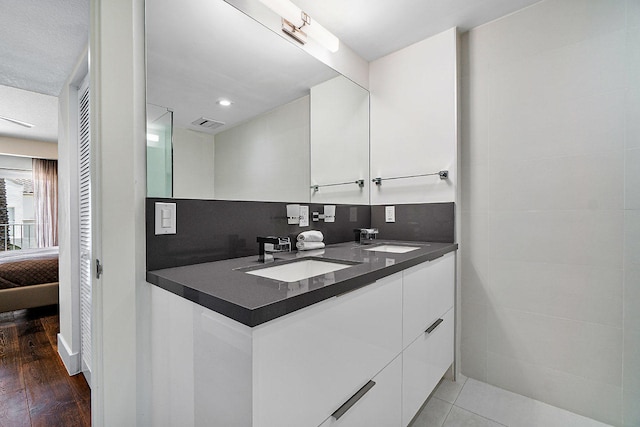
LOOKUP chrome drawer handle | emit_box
[331,380,376,420]
[425,318,444,334]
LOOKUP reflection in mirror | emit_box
[310,75,369,205]
[146,105,172,198]
[145,0,369,204]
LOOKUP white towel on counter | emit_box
[296,241,326,251]
[297,230,324,242]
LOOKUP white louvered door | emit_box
[78,76,92,385]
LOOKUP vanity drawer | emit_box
[402,308,454,427]
[253,273,403,427]
[402,252,454,348]
[318,354,402,427]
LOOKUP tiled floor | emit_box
[410,375,612,427]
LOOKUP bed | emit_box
[0,246,59,313]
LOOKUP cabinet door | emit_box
[318,355,402,427]
[402,252,454,348]
[402,308,454,427]
[254,273,403,427]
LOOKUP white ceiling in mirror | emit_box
[146,0,339,135]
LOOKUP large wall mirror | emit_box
[145,0,370,205]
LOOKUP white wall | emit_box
[172,127,215,199]
[623,0,640,424]
[214,96,310,203]
[370,28,458,205]
[57,49,87,376]
[460,0,638,425]
[310,75,369,205]
[91,0,149,424]
[0,136,58,159]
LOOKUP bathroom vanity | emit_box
[147,241,457,427]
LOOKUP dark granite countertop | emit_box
[146,240,458,327]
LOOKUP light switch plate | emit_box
[155,202,177,235]
[299,206,310,227]
[385,206,395,223]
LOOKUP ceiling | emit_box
[292,0,543,61]
[0,86,58,143]
[0,0,89,143]
[0,0,544,142]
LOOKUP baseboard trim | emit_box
[57,333,81,375]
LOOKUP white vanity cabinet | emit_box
[253,273,403,427]
[402,308,454,426]
[149,251,456,427]
[401,252,455,426]
[318,355,402,427]
[402,252,455,348]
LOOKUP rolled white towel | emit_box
[297,230,324,242]
[296,241,326,251]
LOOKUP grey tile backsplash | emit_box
[146,198,454,271]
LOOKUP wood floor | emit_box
[0,305,91,427]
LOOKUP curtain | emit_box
[33,159,58,247]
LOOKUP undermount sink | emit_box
[363,244,421,254]
[245,259,353,282]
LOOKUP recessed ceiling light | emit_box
[218,99,232,107]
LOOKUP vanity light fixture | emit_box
[258,0,339,52]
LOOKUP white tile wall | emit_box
[460,302,487,381]
[625,149,640,209]
[475,0,626,66]
[460,0,638,425]
[486,308,622,386]
[489,260,623,327]
[624,209,640,426]
[626,89,640,149]
[488,153,624,211]
[629,0,640,29]
[488,210,623,267]
[456,378,615,427]
[488,91,626,161]
[626,27,640,89]
[625,210,640,266]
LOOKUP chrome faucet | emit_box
[256,236,291,263]
[354,228,379,245]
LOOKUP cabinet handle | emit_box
[425,318,444,334]
[331,380,376,420]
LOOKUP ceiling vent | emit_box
[190,117,225,132]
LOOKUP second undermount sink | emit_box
[245,259,354,282]
[363,244,421,254]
